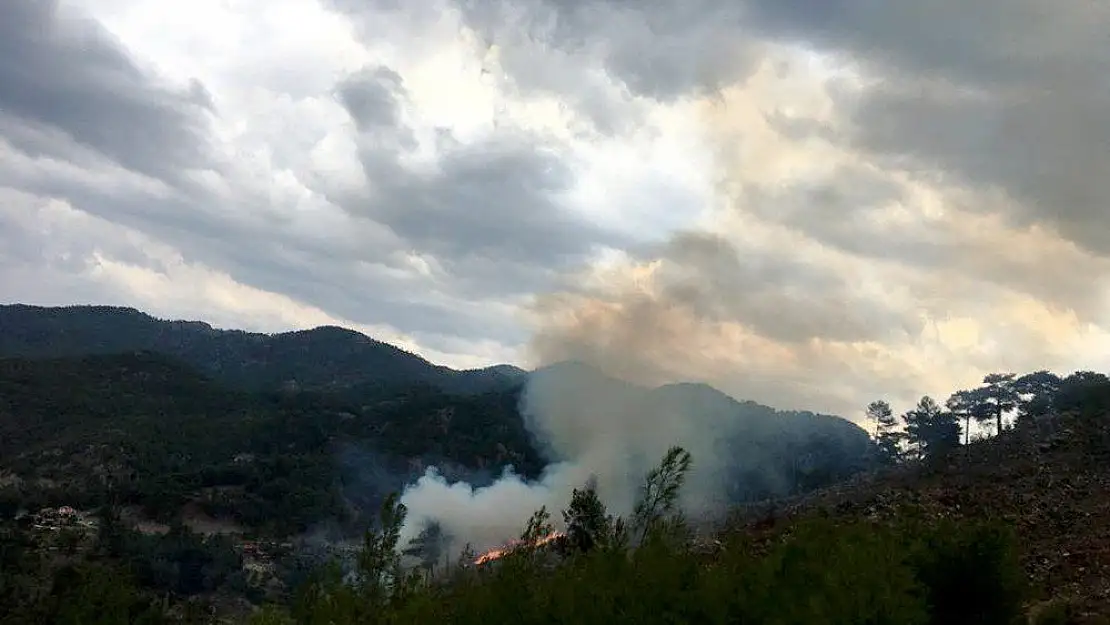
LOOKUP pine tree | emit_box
[866,400,905,465]
[563,482,613,554]
[632,446,692,544]
[978,373,1020,436]
[903,396,960,460]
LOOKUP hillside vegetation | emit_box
[0,306,874,539]
[6,305,1105,623]
[243,369,1110,625]
[0,304,525,395]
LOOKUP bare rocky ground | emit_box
[728,415,1110,623]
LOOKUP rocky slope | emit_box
[731,414,1110,622]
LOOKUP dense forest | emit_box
[2,305,1109,623]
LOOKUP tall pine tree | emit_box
[865,400,904,465]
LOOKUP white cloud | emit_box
[4,0,1109,422]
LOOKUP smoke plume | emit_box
[396,360,792,557]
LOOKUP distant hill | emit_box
[526,361,873,503]
[0,304,526,395]
[0,304,875,535]
[0,351,544,535]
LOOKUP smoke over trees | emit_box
[394,363,872,560]
[272,443,1029,625]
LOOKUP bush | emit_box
[909,518,1026,625]
[274,447,1030,625]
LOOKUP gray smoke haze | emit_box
[397,363,758,556]
[393,359,869,558]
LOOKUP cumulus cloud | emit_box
[0,0,640,362]
[0,1,215,184]
[3,0,1110,418]
[473,0,1110,417]
[4,0,1110,558]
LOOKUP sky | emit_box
[2,0,1109,420]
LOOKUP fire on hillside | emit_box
[473,531,566,566]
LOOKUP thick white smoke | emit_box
[397,362,742,556]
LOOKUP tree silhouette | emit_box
[562,479,616,554]
[632,446,692,544]
[945,390,989,446]
[976,374,1020,436]
[903,396,960,460]
[402,520,452,574]
[866,400,904,464]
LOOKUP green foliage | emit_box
[562,482,617,554]
[7,305,1105,622]
[1054,371,1110,418]
[1027,598,1098,625]
[909,519,1026,625]
[0,353,543,537]
[43,563,168,625]
[402,520,452,572]
[1014,371,1062,419]
[902,396,961,460]
[520,506,553,543]
[0,306,879,541]
[248,604,298,625]
[116,523,244,597]
[977,373,1021,436]
[0,534,171,625]
[355,493,409,605]
[946,389,986,446]
[279,448,1028,625]
[631,446,692,544]
[867,399,905,464]
[283,494,423,625]
[0,304,523,396]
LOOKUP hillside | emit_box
[0,304,526,395]
[0,352,873,536]
[0,306,875,507]
[726,409,1110,622]
[249,373,1110,625]
[0,352,545,535]
[526,362,872,501]
[0,304,886,622]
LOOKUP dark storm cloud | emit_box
[0,0,214,181]
[739,0,1110,256]
[453,0,755,101]
[420,0,1110,259]
[740,0,1103,89]
[336,65,409,133]
[331,64,629,286]
[366,137,615,264]
[0,0,616,357]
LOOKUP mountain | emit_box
[526,363,873,502]
[0,303,874,535]
[0,351,544,535]
[0,304,525,396]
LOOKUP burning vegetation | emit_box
[8,369,1110,623]
[473,531,565,566]
[255,440,1034,624]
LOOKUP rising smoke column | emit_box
[396,361,743,557]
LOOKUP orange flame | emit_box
[473,531,565,565]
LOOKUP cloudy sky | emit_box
[2,0,1109,419]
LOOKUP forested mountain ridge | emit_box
[0,352,873,535]
[0,304,526,396]
[0,351,545,536]
[0,304,880,621]
[5,304,1110,622]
